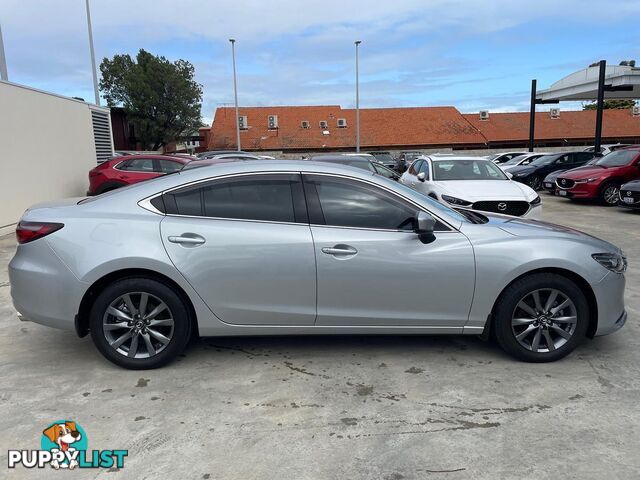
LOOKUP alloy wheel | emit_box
[528,176,541,190]
[511,288,577,353]
[102,292,174,358]
[603,185,620,205]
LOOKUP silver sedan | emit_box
[9,161,627,369]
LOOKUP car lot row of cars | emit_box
[89,146,640,218]
[493,147,640,210]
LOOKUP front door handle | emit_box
[322,245,357,256]
[168,234,206,246]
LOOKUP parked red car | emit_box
[88,155,192,195]
[555,147,640,205]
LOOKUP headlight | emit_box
[575,177,600,184]
[592,252,627,273]
[530,195,541,206]
[513,172,528,178]
[441,195,472,206]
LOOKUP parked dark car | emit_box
[509,151,596,190]
[367,151,396,168]
[308,155,400,180]
[542,157,599,193]
[618,180,640,209]
[395,151,423,172]
[88,154,192,195]
[556,147,640,205]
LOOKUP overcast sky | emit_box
[3,0,639,123]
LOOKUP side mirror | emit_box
[414,211,436,243]
[417,172,426,182]
[505,171,513,179]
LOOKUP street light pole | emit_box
[229,39,241,151]
[0,23,8,81]
[355,40,361,153]
[85,0,100,105]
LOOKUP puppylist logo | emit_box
[7,420,128,470]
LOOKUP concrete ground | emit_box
[1,194,639,480]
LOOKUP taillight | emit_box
[16,221,64,244]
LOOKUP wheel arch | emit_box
[75,268,199,339]
[488,267,598,339]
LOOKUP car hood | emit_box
[474,214,620,252]
[507,165,536,176]
[432,180,536,201]
[559,165,611,179]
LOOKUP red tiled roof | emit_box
[207,105,486,151]
[205,105,640,151]
[464,109,640,144]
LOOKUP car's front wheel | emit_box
[89,277,192,369]
[526,175,542,191]
[599,181,620,206]
[493,273,589,362]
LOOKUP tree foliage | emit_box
[583,99,636,110]
[100,49,203,150]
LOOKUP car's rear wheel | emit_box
[599,182,620,206]
[526,175,542,191]
[493,273,588,362]
[89,278,192,369]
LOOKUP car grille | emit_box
[620,189,640,202]
[472,201,530,217]
[556,178,575,189]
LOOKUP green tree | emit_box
[583,99,636,110]
[100,49,203,150]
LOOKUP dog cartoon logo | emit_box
[8,420,127,470]
[41,421,86,469]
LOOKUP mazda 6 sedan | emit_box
[9,161,627,369]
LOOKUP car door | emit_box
[303,173,475,328]
[116,157,159,184]
[156,158,185,174]
[160,173,316,325]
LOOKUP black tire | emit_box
[526,175,542,191]
[493,273,589,362]
[89,277,192,369]
[599,181,620,206]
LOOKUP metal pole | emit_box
[528,79,537,152]
[594,59,606,155]
[355,41,361,153]
[85,0,100,105]
[229,39,241,151]
[0,23,8,81]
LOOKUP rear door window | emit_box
[162,174,307,223]
[119,158,155,172]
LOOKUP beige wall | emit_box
[0,81,107,236]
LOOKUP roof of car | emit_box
[308,155,371,162]
[427,155,492,162]
[112,154,192,163]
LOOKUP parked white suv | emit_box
[400,156,542,218]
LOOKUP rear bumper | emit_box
[592,271,627,336]
[9,240,86,332]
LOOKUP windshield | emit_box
[530,154,557,166]
[502,154,529,166]
[372,153,394,163]
[391,181,469,224]
[595,150,638,167]
[432,159,508,181]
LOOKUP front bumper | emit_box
[522,204,543,219]
[592,271,627,336]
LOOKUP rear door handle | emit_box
[168,234,206,246]
[322,245,358,256]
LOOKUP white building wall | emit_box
[0,81,111,236]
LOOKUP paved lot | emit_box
[1,194,639,479]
